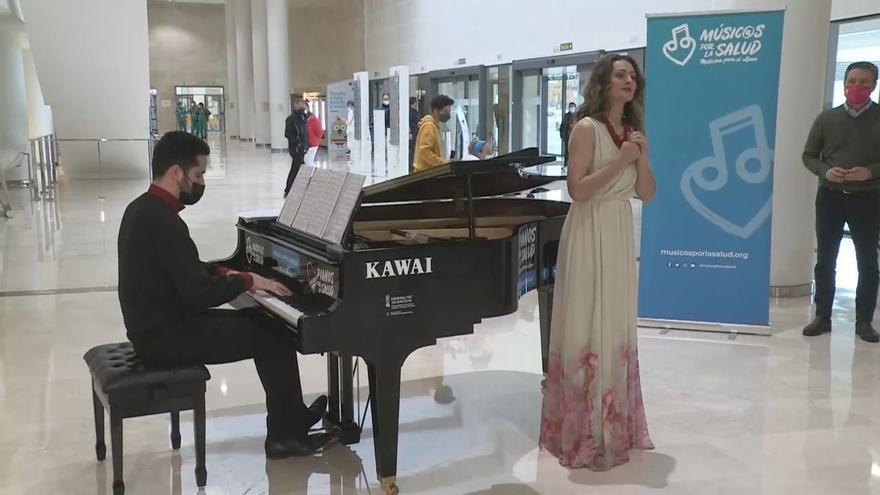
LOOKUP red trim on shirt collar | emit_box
[148,184,184,213]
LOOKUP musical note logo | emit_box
[663,24,697,66]
[680,105,774,239]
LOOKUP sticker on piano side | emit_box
[245,236,267,266]
[385,293,416,317]
[517,223,538,296]
[365,257,433,279]
[306,262,338,298]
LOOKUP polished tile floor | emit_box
[0,138,878,494]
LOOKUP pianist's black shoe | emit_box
[803,317,831,337]
[856,322,880,343]
[307,395,328,429]
[265,431,336,459]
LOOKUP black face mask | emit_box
[179,176,205,205]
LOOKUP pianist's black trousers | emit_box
[814,187,880,323]
[130,307,310,440]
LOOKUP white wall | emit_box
[22,46,53,139]
[21,0,151,179]
[365,0,879,75]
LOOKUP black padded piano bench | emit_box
[84,342,210,495]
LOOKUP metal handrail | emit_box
[29,134,58,200]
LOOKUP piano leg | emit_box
[367,360,401,495]
[537,285,554,374]
[326,353,362,445]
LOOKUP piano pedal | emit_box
[321,418,362,445]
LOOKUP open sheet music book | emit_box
[276,166,366,245]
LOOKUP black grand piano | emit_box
[218,149,569,494]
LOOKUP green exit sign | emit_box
[559,42,574,52]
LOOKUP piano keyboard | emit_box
[250,291,304,328]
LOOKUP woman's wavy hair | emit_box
[576,54,645,131]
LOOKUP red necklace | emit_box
[601,117,631,149]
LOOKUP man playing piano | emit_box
[118,131,333,458]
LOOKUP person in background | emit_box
[284,98,309,196]
[559,101,578,165]
[539,54,655,471]
[345,100,356,163]
[463,139,494,161]
[381,93,391,130]
[304,100,323,167]
[176,102,188,132]
[413,95,454,172]
[409,96,420,170]
[802,61,880,343]
[118,131,333,459]
[193,102,209,139]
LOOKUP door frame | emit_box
[511,51,604,152]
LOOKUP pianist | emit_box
[117,131,333,458]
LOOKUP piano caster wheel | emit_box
[380,477,399,495]
[433,385,455,405]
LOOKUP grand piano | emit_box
[218,149,569,494]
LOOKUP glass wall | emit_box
[828,15,880,107]
[175,86,225,133]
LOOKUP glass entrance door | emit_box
[544,65,585,156]
[521,70,541,150]
[436,74,481,159]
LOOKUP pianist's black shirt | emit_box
[118,185,253,340]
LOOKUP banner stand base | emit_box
[639,318,771,337]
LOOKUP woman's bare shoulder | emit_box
[574,116,596,130]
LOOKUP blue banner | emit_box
[639,10,784,327]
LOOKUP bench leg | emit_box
[193,395,207,487]
[92,386,106,461]
[170,411,181,450]
[110,409,124,494]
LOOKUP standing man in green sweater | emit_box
[802,61,880,342]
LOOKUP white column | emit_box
[769,0,832,295]
[21,0,150,179]
[224,0,239,139]
[0,19,29,153]
[235,0,255,142]
[266,0,290,152]
[352,71,371,175]
[250,0,270,147]
[389,65,409,177]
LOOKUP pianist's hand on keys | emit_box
[249,273,293,298]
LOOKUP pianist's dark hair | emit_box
[431,95,454,111]
[576,54,645,131]
[151,131,211,180]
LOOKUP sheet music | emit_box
[277,165,316,227]
[291,169,329,231]
[305,170,348,237]
[322,173,366,244]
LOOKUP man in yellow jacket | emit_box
[413,95,455,172]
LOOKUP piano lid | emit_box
[361,148,559,204]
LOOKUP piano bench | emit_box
[83,342,210,495]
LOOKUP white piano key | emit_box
[250,291,304,328]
